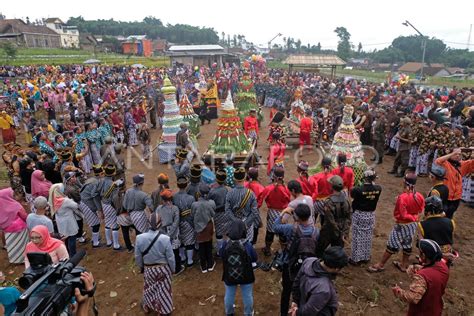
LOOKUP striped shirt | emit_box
[208,185,228,212]
[100,177,118,205]
[80,177,103,212]
[173,191,195,221]
[123,187,153,212]
[225,184,259,226]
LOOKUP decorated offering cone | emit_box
[235,72,262,124]
[179,94,200,137]
[288,87,305,133]
[329,96,366,182]
[208,91,250,155]
[158,77,184,163]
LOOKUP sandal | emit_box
[393,261,407,272]
[367,265,385,273]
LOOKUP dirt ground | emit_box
[1,107,474,316]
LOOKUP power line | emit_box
[442,40,474,46]
[361,42,392,46]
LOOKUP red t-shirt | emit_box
[393,192,425,223]
[309,172,333,200]
[331,167,355,192]
[244,116,259,135]
[297,176,316,197]
[244,181,265,208]
[300,117,313,134]
[261,184,291,210]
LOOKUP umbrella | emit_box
[83,59,101,64]
[131,64,145,68]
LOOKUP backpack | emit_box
[223,241,255,285]
[324,195,351,237]
[287,226,318,279]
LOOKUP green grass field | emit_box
[267,60,474,88]
[1,48,170,67]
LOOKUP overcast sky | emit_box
[2,0,473,51]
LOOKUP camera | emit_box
[259,250,288,272]
[14,250,92,315]
[271,250,289,272]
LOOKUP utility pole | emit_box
[268,33,282,51]
[402,20,427,80]
[468,24,472,50]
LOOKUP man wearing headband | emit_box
[391,239,449,316]
[244,167,265,245]
[308,156,334,223]
[427,165,449,212]
[192,183,216,273]
[100,164,122,250]
[156,189,184,275]
[79,165,104,248]
[225,167,260,244]
[123,174,153,234]
[171,149,190,180]
[209,169,229,251]
[349,169,381,265]
[435,148,474,219]
[260,167,291,257]
[267,132,286,180]
[369,174,424,273]
[244,108,259,145]
[135,212,175,315]
[331,153,354,194]
[295,160,314,197]
[173,177,196,267]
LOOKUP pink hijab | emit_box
[31,170,52,198]
[25,225,64,254]
[0,188,25,230]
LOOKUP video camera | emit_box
[259,250,289,272]
[13,249,93,316]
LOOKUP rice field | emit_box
[0,48,170,67]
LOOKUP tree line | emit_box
[266,26,474,70]
[64,17,474,70]
[66,16,219,44]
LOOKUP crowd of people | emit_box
[0,62,473,315]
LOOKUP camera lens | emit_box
[19,274,35,289]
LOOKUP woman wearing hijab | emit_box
[49,183,79,256]
[0,188,29,264]
[135,213,175,315]
[31,169,52,199]
[24,225,69,269]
